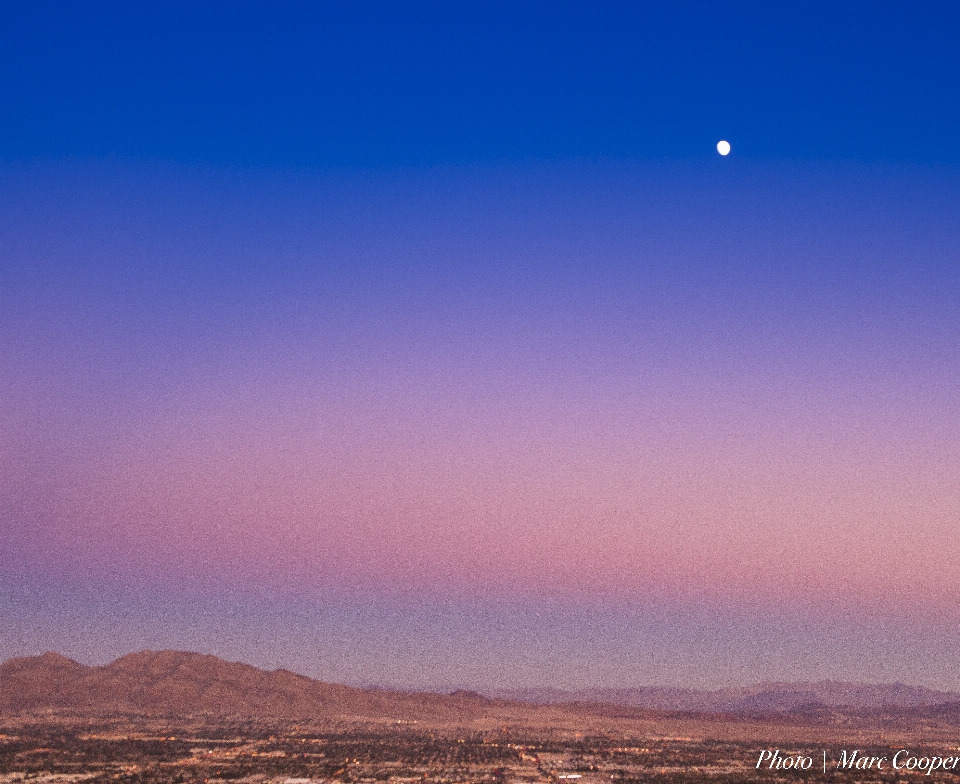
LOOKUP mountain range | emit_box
[3,650,959,720]
[490,682,960,713]
[0,650,497,720]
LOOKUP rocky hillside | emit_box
[0,650,494,720]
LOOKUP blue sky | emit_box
[3,2,960,689]
[2,2,959,167]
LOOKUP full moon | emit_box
[717,140,731,155]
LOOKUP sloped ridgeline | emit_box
[0,650,496,720]
[5,651,960,726]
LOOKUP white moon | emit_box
[717,140,731,155]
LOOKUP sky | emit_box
[2,1,960,691]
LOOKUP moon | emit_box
[717,140,731,156]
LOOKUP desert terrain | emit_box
[3,652,960,782]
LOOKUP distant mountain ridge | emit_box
[3,650,958,720]
[489,681,960,713]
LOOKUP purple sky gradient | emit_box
[3,158,960,688]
